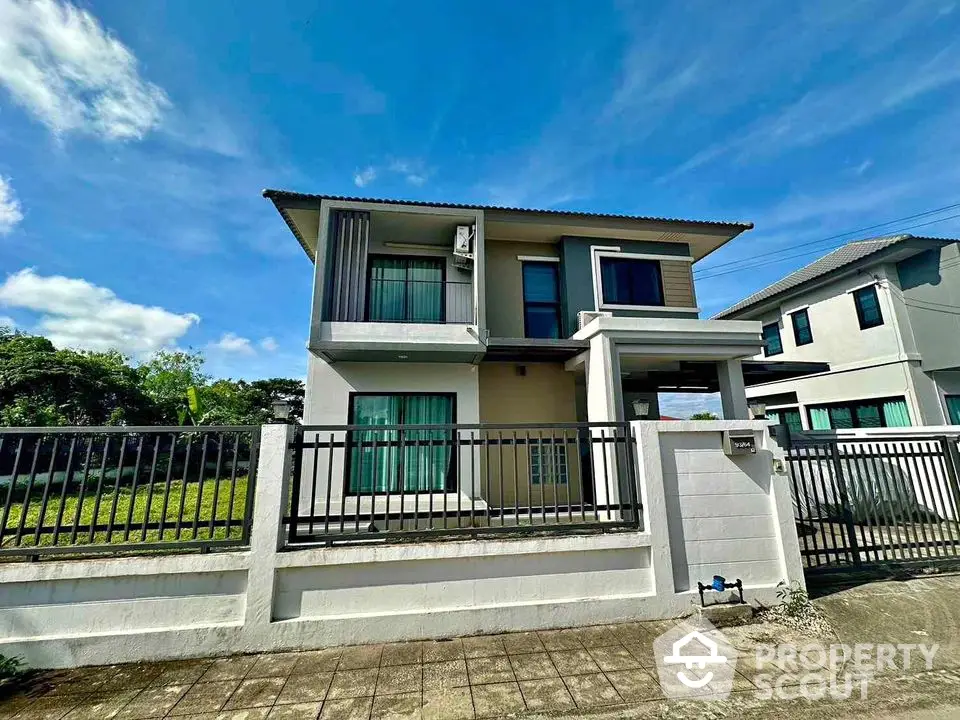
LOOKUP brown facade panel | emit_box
[660,260,696,308]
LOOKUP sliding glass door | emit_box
[367,256,444,322]
[348,393,454,493]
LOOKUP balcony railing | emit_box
[284,422,641,546]
[365,278,473,324]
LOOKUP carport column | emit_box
[244,423,294,634]
[717,358,749,420]
[586,334,624,517]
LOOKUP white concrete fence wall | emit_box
[0,421,804,669]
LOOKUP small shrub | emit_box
[0,654,24,680]
[776,580,810,618]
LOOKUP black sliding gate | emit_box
[783,429,960,573]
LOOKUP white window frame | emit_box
[590,247,699,313]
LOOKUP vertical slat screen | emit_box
[328,210,370,321]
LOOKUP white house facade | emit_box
[716,235,960,430]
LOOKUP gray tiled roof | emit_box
[714,235,914,318]
[262,189,754,230]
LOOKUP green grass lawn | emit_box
[0,476,249,549]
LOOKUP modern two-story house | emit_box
[263,191,826,512]
[715,234,960,430]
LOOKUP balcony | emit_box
[314,207,484,362]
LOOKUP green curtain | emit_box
[947,396,960,425]
[401,395,453,491]
[350,396,401,492]
[882,399,912,427]
[368,257,408,321]
[767,411,782,426]
[406,259,443,323]
[809,407,831,430]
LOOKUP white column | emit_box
[764,430,806,591]
[244,423,294,630]
[633,421,676,598]
[717,358,749,419]
[586,335,623,517]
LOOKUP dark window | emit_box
[522,262,561,338]
[347,393,455,494]
[366,256,444,323]
[807,396,910,429]
[599,257,664,306]
[791,309,813,346]
[947,396,960,425]
[853,285,883,329]
[762,322,783,356]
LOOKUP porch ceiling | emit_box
[620,359,830,392]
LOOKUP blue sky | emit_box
[2,0,960,416]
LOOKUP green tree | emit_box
[689,411,720,420]
[0,330,156,426]
[137,350,209,424]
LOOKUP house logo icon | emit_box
[653,618,737,700]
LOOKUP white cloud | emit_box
[0,0,168,140]
[0,268,198,355]
[0,314,15,329]
[658,392,722,419]
[388,159,430,186]
[209,332,255,355]
[260,336,278,352]
[0,176,23,233]
[353,166,377,188]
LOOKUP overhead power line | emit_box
[695,208,960,282]
[693,201,960,278]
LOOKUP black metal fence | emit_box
[0,426,259,558]
[285,422,641,546]
[365,278,473,324]
[783,428,960,572]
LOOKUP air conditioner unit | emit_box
[577,310,612,330]
[453,225,475,272]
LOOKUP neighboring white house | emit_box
[715,235,960,430]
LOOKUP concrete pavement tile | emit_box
[337,647,383,671]
[326,669,379,699]
[422,661,468,691]
[39,680,104,697]
[150,661,215,687]
[461,636,505,659]
[587,645,643,672]
[605,669,661,702]
[247,654,301,679]
[179,710,272,720]
[421,640,463,663]
[470,682,525,718]
[200,657,259,683]
[318,697,373,720]
[380,644,422,668]
[537,630,583,651]
[466,657,514,685]
[621,640,657,668]
[292,650,341,675]
[508,653,558,681]
[98,665,163,691]
[610,623,649,646]
[8,695,79,720]
[571,626,620,648]
[276,673,333,705]
[169,680,241,715]
[267,703,322,720]
[59,690,139,720]
[266,703,322,719]
[518,677,575,711]
[224,678,286,710]
[374,665,421,696]
[370,692,422,720]
[500,632,546,656]
[115,685,188,718]
[420,687,473,720]
[562,673,622,707]
[549,649,601,676]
